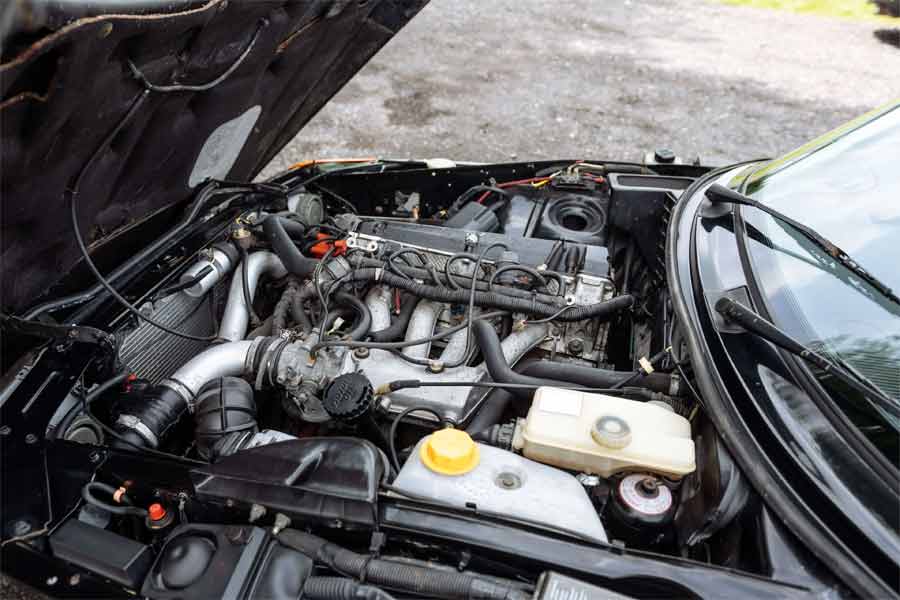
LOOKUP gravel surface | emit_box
[5,1,898,598]
[262,0,899,177]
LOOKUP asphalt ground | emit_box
[263,0,900,176]
[4,1,899,598]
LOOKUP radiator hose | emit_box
[277,530,529,600]
[345,268,633,322]
[473,320,677,403]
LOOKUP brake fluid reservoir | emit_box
[512,387,695,478]
[392,429,608,543]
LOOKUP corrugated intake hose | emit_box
[263,215,319,278]
[515,358,678,395]
[304,577,396,600]
[277,530,530,600]
[345,268,633,322]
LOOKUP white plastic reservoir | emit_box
[513,387,696,478]
[392,429,608,543]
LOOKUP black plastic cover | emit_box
[444,202,500,232]
[49,518,154,589]
[190,437,386,526]
[142,524,313,600]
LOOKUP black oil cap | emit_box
[323,373,374,422]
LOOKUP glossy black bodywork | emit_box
[666,166,898,598]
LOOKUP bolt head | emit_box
[25,433,38,445]
[354,347,370,359]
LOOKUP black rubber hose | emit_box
[473,320,558,400]
[345,268,633,322]
[465,389,513,434]
[263,215,319,278]
[81,482,148,517]
[369,292,417,342]
[329,292,372,341]
[277,530,529,600]
[515,359,677,395]
[113,385,190,449]
[290,282,316,334]
[304,577,395,600]
[51,371,131,441]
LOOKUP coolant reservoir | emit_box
[392,429,608,543]
[512,387,695,478]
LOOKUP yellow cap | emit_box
[420,429,480,475]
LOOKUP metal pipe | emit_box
[402,300,442,359]
[439,308,478,364]
[365,286,393,332]
[219,251,287,341]
[180,244,237,298]
[161,340,254,406]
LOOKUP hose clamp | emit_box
[116,414,160,448]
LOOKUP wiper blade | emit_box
[706,184,900,305]
[715,297,900,422]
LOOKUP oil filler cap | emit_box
[591,416,632,449]
[323,373,373,422]
[420,429,480,475]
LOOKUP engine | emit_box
[46,163,736,598]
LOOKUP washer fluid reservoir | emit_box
[512,387,695,478]
[392,429,607,543]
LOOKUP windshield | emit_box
[737,102,900,463]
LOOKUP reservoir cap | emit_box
[420,429,480,475]
[591,415,632,449]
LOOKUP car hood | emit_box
[0,0,428,314]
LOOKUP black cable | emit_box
[67,90,219,342]
[313,184,358,215]
[486,264,548,290]
[388,406,450,472]
[523,304,574,324]
[448,242,509,369]
[51,371,132,441]
[311,310,506,355]
[382,380,624,393]
[127,19,268,93]
[443,253,485,291]
[150,265,213,300]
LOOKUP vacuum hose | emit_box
[277,530,529,600]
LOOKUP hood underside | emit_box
[0,0,427,314]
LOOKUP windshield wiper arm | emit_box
[706,184,900,305]
[715,296,899,421]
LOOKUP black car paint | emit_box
[666,167,898,598]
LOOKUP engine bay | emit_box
[2,159,788,599]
